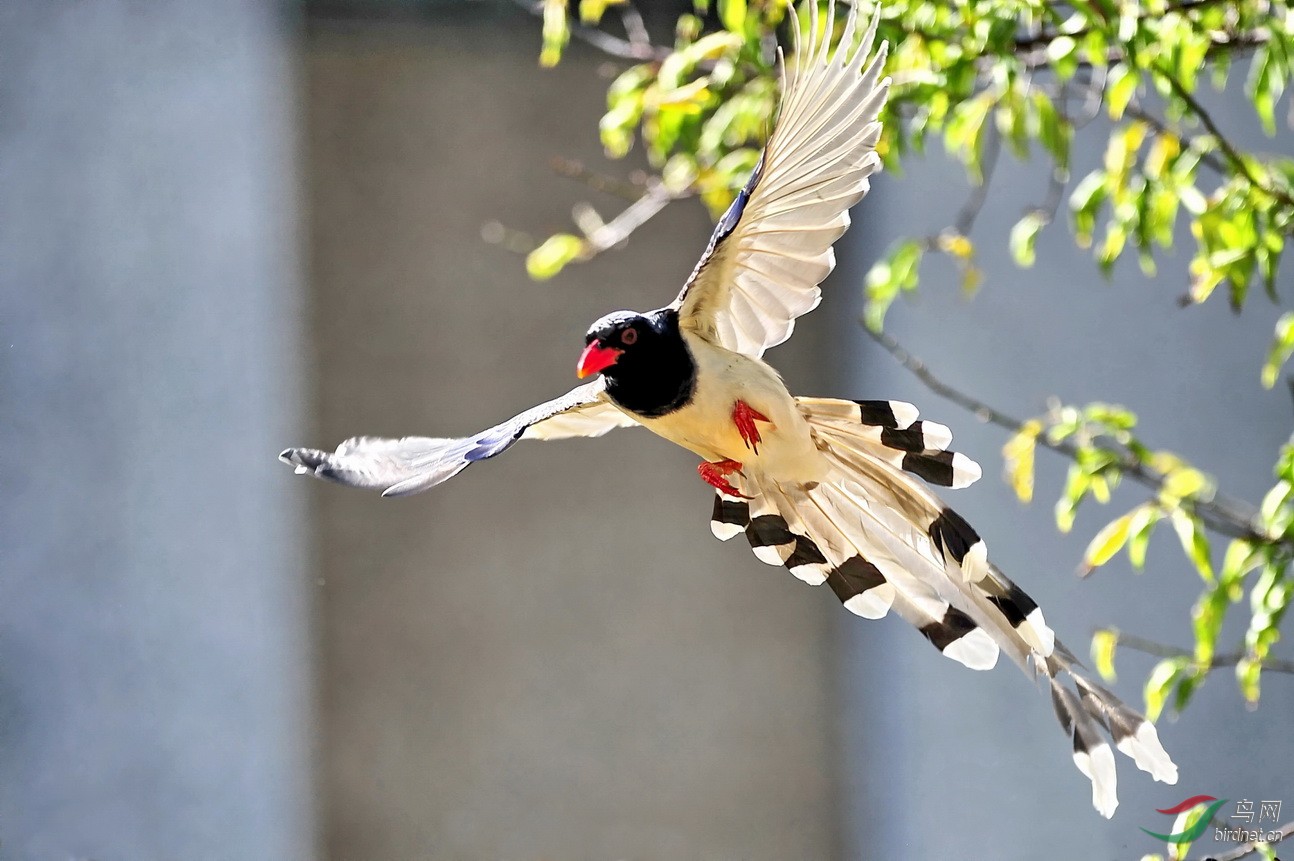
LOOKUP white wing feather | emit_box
[280,379,636,496]
[673,1,890,357]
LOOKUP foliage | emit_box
[526,0,1294,717]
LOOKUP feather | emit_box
[280,380,634,496]
[673,1,891,358]
[699,395,1176,815]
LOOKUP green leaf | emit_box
[1034,92,1071,167]
[1106,64,1138,121]
[1056,463,1089,533]
[1009,212,1047,268]
[717,0,746,34]
[1168,509,1214,582]
[1047,35,1079,81]
[540,0,570,67]
[1069,171,1108,248]
[1160,465,1212,502]
[1091,629,1119,682]
[578,0,620,25]
[1192,581,1231,668]
[1082,510,1136,574]
[864,239,924,331]
[1144,657,1189,721]
[1236,655,1263,704]
[526,233,584,280]
[1220,538,1257,588]
[1126,503,1162,571]
[1003,420,1042,503]
[1261,311,1294,389]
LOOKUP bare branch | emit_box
[616,3,651,51]
[549,156,647,202]
[954,128,1001,238]
[510,0,670,62]
[863,327,1284,550]
[1108,630,1294,675]
[578,178,681,255]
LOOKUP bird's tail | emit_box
[708,396,1177,817]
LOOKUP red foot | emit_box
[732,400,772,454]
[698,459,748,498]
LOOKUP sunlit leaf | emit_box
[1082,510,1136,574]
[526,233,585,280]
[1144,657,1189,721]
[1106,64,1138,120]
[1009,211,1047,268]
[1126,503,1162,571]
[1003,420,1042,503]
[1091,628,1119,682]
[540,0,570,67]
[717,0,746,34]
[1261,311,1294,389]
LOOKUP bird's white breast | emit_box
[629,332,829,483]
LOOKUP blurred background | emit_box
[1,1,1290,859]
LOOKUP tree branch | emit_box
[575,178,681,255]
[1158,70,1294,210]
[549,156,648,202]
[510,0,670,62]
[863,327,1283,550]
[1108,630,1294,674]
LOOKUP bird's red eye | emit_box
[621,328,638,346]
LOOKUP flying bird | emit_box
[281,1,1177,817]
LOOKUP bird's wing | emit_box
[671,1,889,357]
[708,396,1178,818]
[280,380,636,497]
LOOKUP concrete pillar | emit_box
[0,2,314,859]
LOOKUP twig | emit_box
[616,3,650,51]
[549,156,647,202]
[579,178,681,254]
[955,128,1000,238]
[1109,631,1294,675]
[864,327,1282,549]
[510,0,670,62]
[1194,819,1294,860]
[1123,102,1231,175]
[1158,70,1294,210]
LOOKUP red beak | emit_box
[576,342,623,379]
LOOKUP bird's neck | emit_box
[604,310,696,418]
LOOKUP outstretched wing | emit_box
[672,1,889,357]
[280,380,635,497]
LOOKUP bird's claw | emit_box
[697,459,748,498]
[732,400,772,454]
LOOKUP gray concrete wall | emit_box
[0,2,314,860]
[304,8,839,860]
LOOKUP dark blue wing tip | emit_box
[465,427,523,462]
[714,150,767,242]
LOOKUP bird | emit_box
[281,0,1177,817]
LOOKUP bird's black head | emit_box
[576,310,652,379]
[576,308,695,417]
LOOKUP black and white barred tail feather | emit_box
[709,396,1177,816]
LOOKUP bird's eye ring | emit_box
[620,328,638,346]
